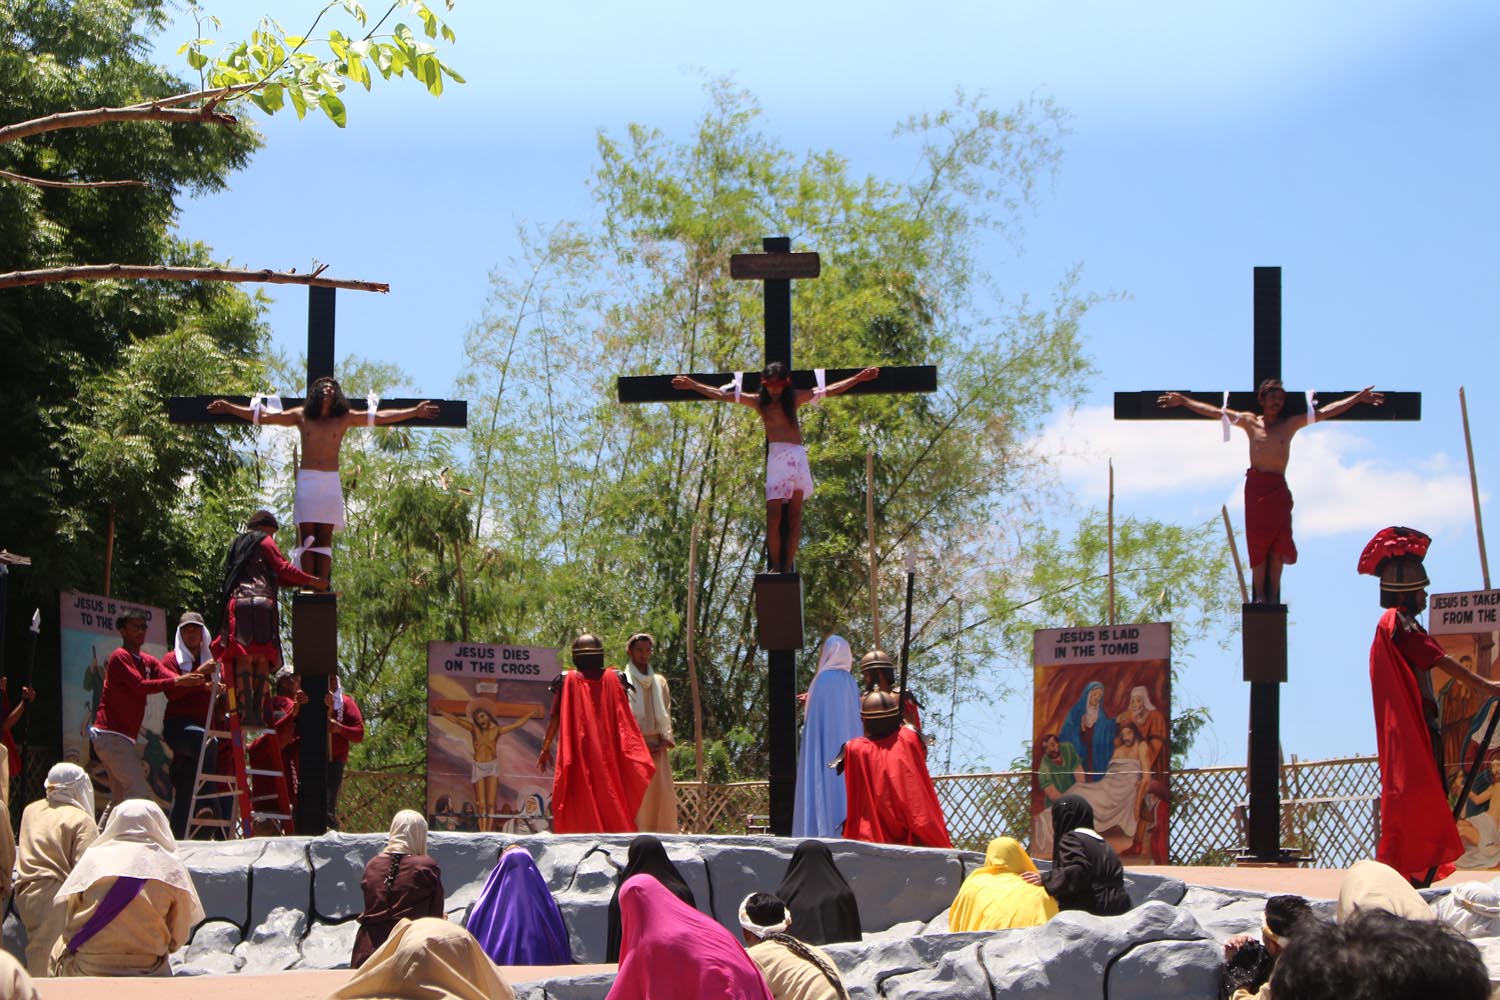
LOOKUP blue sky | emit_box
[152,1,1500,769]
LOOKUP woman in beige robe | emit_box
[48,798,204,977]
[330,917,515,1000]
[13,762,98,976]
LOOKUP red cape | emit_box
[1244,468,1297,567]
[1370,608,1460,881]
[551,669,655,834]
[843,727,952,848]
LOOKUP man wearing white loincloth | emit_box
[673,362,879,573]
[208,376,439,580]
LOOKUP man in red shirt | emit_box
[160,611,222,837]
[325,668,365,830]
[1360,526,1500,885]
[217,509,326,727]
[91,608,205,806]
[840,690,951,848]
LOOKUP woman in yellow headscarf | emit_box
[948,837,1059,932]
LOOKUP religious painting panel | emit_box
[59,591,170,814]
[426,641,559,834]
[1429,588,1500,870]
[1030,622,1172,865]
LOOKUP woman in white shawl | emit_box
[49,798,203,977]
[14,763,99,976]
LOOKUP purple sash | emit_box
[66,876,145,954]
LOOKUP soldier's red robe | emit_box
[551,669,654,834]
[1370,607,1461,881]
[842,727,952,848]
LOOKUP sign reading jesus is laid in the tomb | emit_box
[1031,622,1172,867]
[1033,623,1171,665]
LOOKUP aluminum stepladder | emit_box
[185,661,293,838]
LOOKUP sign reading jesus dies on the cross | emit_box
[1030,623,1171,865]
[426,641,558,836]
[1428,589,1500,870]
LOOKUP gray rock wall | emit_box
[1,831,1210,996]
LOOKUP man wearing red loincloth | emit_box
[1159,379,1382,603]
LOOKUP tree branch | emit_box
[0,168,146,189]
[0,103,240,146]
[0,264,389,293]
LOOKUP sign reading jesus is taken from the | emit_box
[1428,590,1500,635]
[1033,624,1172,666]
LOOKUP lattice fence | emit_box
[44,755,1379,866]
[670,756,1382,867]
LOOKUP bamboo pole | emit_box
[686,520,706,785]
[1107,460,1116,626]
[867,451,880,649]
[1222,505,1249,605]
[1461,387,1492,589]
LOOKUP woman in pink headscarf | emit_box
[606,874,774,1000]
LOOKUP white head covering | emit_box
[384,809,428,856]
[1434,879,1500,938]
[1128,685,1158,713]
[44,762,95,820]
[816,635,853,675]
[329,917,516,1000]
[172,617,210,671]
[55,799,204,925]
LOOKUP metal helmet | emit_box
[571,632,605,670]
[860,690,902,739]
[1357,526,1431,609]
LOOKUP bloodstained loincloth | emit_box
[1244,467,1297,567]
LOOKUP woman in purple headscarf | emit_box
[465,845,573,966]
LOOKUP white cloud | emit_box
[1034,405,1476,539]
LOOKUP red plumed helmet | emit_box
[1358,526,1431,608]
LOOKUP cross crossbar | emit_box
[166,395,468,426]
[1115,390,1419,421]
[617,366,936,404]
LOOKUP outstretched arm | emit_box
[1314,386,1384,421]
[494,708,537,737]
[802,366,880,404]
[1156,391,1250,424]
[670,375,735,402]
[205,399,301,426]
[365,401,441,426]
[435,709,476,734]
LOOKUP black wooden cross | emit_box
[616,236,937,835]
[1115,266,1420,862]
[168,286,468,835]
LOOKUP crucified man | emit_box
[1157,380,1382,603]
[208,376,439,579]
[673,362,879,573]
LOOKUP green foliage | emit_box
[1,0,269,619]
[990,510,1238,768]
[180,1,463,125]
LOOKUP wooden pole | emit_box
[1461,387,1492,589]
[867,451,880,649]
[103,503,115,598]
[685,520,705,785]
[1107,460,1116,626]
[1223,505,1249,605]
